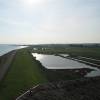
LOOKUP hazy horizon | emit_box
[0,0,100,44]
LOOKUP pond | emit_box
[32,53,100,77]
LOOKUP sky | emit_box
[0,0,100,44]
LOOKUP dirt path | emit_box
[0,50,17,81]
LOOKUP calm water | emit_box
[32,53,100,77]
[0,44,27,56]
[59,54,69,57]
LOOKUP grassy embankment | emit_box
[0,48,47,100]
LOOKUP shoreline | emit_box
[0,45,27,57]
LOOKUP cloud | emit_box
[37,16,81,33]
[19,0,56,10]
[0,0,100,44]
[20,0,46,7]
[33,0,100,33]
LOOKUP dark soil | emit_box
[16,77,100,100]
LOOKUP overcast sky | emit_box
[0,0,100,44]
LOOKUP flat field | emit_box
[33,47,100,59]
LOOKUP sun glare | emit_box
[21,0,45,6]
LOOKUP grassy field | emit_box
[0,48,47,100]
[33,47,100,59]
[0,46,100,99]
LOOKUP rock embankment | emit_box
[16,77,100,100]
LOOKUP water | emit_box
[86,70,100,77]
[0,44,27,56]
[59,54,69,57]
[32,53,100,77]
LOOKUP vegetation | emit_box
[0,44,100,99]
[31,46,100,82]
[0,48,47,100]
[32,46,100,59]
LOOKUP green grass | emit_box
[64,47,100,59]
[33,47,100,59]
[0,46,100,99]
[0,48,47,100]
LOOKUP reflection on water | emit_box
[86,70,100,77]
[32,53,100,77]
[0,45,27,56]
[33,53,45,60]
[59,54,69,57]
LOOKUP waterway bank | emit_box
[0,50,17,81]
[0,48,47,100]
[0,44,27,56]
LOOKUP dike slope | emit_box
[0,50,16,81]
[17,77,100,100]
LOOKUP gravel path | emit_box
[0,50,17,81]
